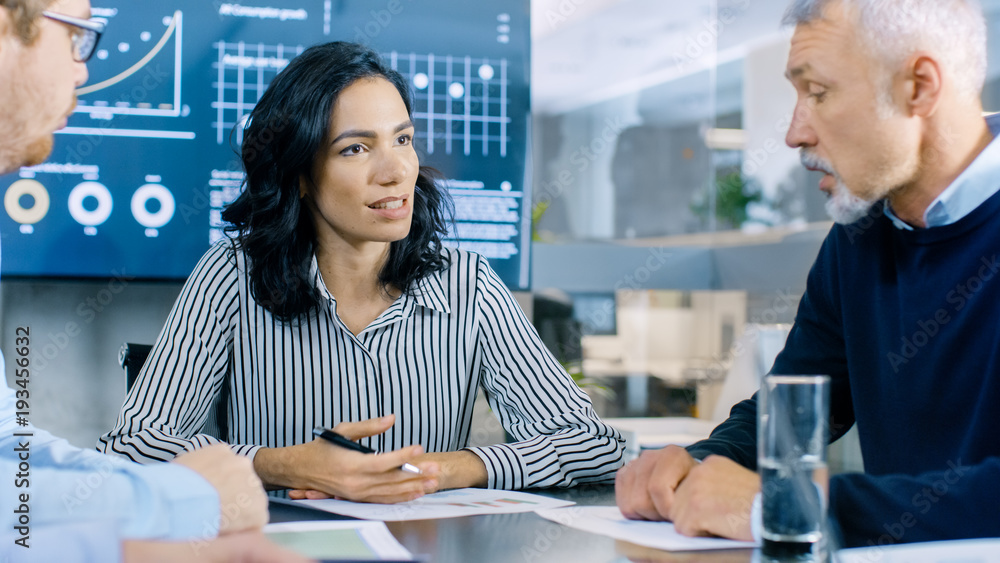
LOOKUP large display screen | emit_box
[0,1,532,289]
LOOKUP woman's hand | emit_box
[409,450,488,491]
[289,450,488,500]
[253,414,440,504]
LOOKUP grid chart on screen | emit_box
[388,52,511,157]
[211,41,306,144]
[211,44,511,157]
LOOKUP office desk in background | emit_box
[269,485,756,563]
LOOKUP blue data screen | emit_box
[0,1,532,289]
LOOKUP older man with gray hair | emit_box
[616,0,1000,548]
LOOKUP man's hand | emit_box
[257,415,441,504]
[616,445,698,521]
[173,444,269,534]
[669,455,759,541]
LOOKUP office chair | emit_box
[118,342,229,439]
[533,291,583,366]
[118,342,153,393]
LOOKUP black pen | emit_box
[312,426,422,475]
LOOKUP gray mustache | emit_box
[800,151,834,176]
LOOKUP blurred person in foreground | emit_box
[616,0,1000,548]
[0,0,307,561]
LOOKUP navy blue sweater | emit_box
[688,192,1000,548]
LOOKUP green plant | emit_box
[691,171,763,229]
[531,200,550,242]
[564,360,615,401]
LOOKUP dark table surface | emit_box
[269,485,759,563]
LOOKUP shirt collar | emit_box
[406,268,452,315]
[886,115,1000,230]
[311,253,451,315]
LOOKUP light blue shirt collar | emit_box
[885,116,1000,230]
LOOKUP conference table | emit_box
[268,484,759,562]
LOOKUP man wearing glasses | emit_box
[0,1,98,173]
[0,1,307,561]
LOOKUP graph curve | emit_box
[76,10,180,96]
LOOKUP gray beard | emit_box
[825,179,876,224]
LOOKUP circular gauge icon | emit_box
[131,184,175,229]
[68,181,114,227]
[4,179,51,224]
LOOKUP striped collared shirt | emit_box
[98,241,625,489]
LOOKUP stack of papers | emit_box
[297,488,575,521]
[536,506,758,552]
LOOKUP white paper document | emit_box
[298,488,575,521]
[264,520,413,560]
[837,538,1000,563]
[535,506,759,552]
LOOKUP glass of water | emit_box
[758,375,830,558]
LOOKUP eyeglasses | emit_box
[42,11,105,63]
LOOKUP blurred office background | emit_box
[9,0,1000,474]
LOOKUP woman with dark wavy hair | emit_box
[100,41,624,502]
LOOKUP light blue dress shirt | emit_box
[2,521,121,563]
[0,355,223,561]
[885,116,1000,230]
[0,237,220,561]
